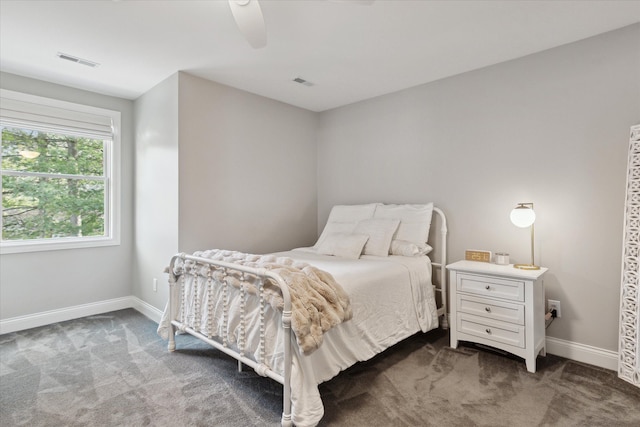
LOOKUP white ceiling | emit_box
[1,0,639,112]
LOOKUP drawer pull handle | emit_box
[485,328,492,335]
[485,285,491,290]
[485,307,491,313]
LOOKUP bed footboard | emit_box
[166,253,294,427]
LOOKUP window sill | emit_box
[0,236,120,254]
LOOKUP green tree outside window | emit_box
[1,127,107,241]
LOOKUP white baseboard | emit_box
[546,336,618,371]
[0,296,163,334]
[131,297,163,323]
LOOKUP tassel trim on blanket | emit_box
[170,249,353,354]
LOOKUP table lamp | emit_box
[510,203,540,270]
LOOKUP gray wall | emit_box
[133,73,180,311]
[133,72,319,311]
[317,24,640,352]
[178,73,319,254]
[0,72,134,318]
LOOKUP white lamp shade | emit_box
[510,206,536,228]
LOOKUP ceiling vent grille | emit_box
[56,52,100,68]
[293,77,314,87]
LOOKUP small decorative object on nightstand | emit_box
[465,249,492,263]
[447,260,548,373]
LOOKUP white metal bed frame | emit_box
[165,207,448,426]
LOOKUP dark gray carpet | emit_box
[1,309,639,426]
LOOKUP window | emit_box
[0,89,120,253]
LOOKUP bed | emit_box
[157,203,448,426]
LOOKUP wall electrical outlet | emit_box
[548,299,561,318]
[153,278,158,292]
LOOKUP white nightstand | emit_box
[446,260,548,373]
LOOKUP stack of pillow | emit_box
[313,203,434,259]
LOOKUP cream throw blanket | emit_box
[171,249,353,354]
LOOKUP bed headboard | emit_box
[430,206,449,329]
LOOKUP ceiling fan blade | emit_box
[228,0,267,49]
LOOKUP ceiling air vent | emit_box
[293,77,314,87]
[56,52,100,68]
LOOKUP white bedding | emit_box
[158,248,438,427]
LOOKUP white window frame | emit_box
[0,89,121,254]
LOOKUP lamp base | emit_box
[514,263,541,270]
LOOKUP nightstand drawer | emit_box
[457,313,525,348]
[456,273,524,302]
[457,294,525,325]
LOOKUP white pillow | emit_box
[326,203,379,222]
[390,240,433,257]
[314,203,378,248]
[315,221,357,242]
[354,218,400,257]
[373,203,434,249]
[316,232,369,259]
